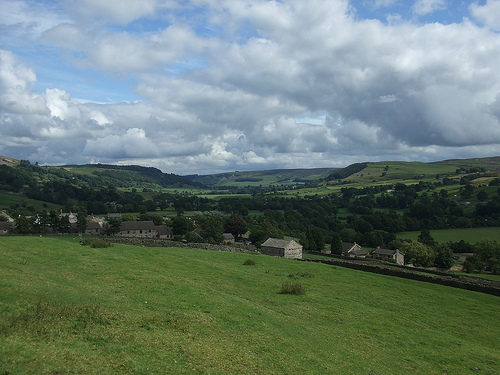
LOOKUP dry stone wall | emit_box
[100,237,255,253]
[300,257,500,297]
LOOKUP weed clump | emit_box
[280,282,306,295]
[288,271,314,279]
[243,259,256,266]
[81,238,113,248]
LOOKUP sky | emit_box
[1,0,500,175]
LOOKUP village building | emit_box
[119,221,158,238]
[155,225,173,239]
[261,238,303,259]
[86,221,103,235]
[371,247,405,265]
[342,242,368,258]
[223,233,235,244]
[60,210,78,224]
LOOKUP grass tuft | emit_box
[80,238,113,248]
[0,300,113,341]
[243,259,256,265]
[280,282,306,295]
[288,271,314,279]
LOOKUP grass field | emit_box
[0,191,61,213]
[1,237,499,374]
[397,227,500,244]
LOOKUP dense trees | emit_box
[465,240,500,274]
[2,160,500,271]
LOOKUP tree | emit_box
[473,240,500,274]
[476,190,488,201]
[200,216,224,244]
[417,229,436,246]
[106,217,122,236]
[434,244,454,269]
[76,210,88,234]
[224,214,248,239]
[305,226,325,251]
[330,233,342,255]
[399,241,436,267]
[15,215,34,234]
[339,228,360,243]
[172,216,193,236]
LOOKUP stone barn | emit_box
[371,247,405,265]
[261,238,303,259]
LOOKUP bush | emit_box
[81,238,113,248]
[243,259,256,266]
[280,282,306,295]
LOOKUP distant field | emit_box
[398,227,500,244]
[0,190,61,212]
[1,237,499,374]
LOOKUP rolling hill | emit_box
[184,167,338,187]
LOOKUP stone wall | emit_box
[300,257,500,297]
[99,236,256,253]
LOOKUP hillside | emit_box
[324,157,500,185]
[184,167,337,187]
[61,163,206,189]
[1,236,498,374]
[0,157,204,190]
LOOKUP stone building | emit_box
[261,238,303,259]
[371,247,405,265]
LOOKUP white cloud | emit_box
[62,0,161,25]
[470,0,500,31]
[413,0,446,16]
[83,128,159,158]
[1,1,500,174]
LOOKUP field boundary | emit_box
[300,257,500,296]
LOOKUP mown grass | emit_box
[398,227,500,244]
[0,236,499,374]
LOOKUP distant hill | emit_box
[184,168,338,187]
[325,157,500,184]
[61,163,206,189]
[0,156,205,191]
[0,156,18,167]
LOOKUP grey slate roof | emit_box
[262,238,299,248]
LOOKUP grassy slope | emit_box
[1,237,499,374]
[186,168,337,187]
[397,227,500,244]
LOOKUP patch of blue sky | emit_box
[164,57,208,77]
[119,17,171,35]
[350,0,472,25]
[295,114,327,126]
[21,47,138,103]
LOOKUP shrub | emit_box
[280,282,306,295]
[243,259,256,266]
[81,238,113,248]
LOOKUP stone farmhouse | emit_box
[342,242,368,258]
[371,247,405,265]
[118,221,172,239]
[261,238,303,259]
[223,233,235,244]
[86,221,103,235]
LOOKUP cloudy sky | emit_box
[1,0,500,175]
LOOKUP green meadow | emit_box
[397,227,500,244]
[1,237,499,374]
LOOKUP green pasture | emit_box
[0,190,61,213]
[397,227,500,244]
[1,236,499,374]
